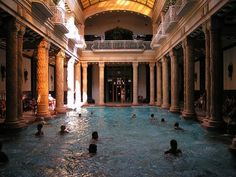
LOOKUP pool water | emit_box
[0,106,236,177]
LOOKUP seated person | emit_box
[174,122,184,131]
[0,142,8,164]
[59,125,69,135]
[35,123,44,137]
[88,144,97,154]
[165,139,182,156]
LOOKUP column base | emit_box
[201,118,225,131]
[149,103,155,106]
[229,137,236,155]
[156,102,162,107]
[36,111,52,119]
[161,104,170,109]
[1,120,27,131]
[181,110,196,119]
[132,103,139,106]
[169,106,180,113]
[55,107,67,114]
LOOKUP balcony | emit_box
[163,5,179,33]
[31,0,53,19]
[176,0,197,17]
[51,6,69,34]
[85,40,151,52]
[150,23,167,48]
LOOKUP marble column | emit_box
[36,39,51,117]
[156,62,162,106]
[17,25,25,118]
[4,18,25,128]
[55,50,66,113]
[149,62,155,105]
[203,21,211,119]
[162,57,170,109]
[202,17,223,129]
[132,62,138,105]
[67,58,75,109]
[99,62,105,105]
[182,37,195,119]
[82,62,88,105]
[75,62,81,107]
[170,49,180,112]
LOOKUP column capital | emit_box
[56,50,65,59]
[82,62,88,68]
[162,56,168,63]
[6,17,20,32]
[132,62,139,67]
[169,49,176,58]
[149,62,155,68]
[182,36,194,49]
[18,25,26,37]
[38,38,50,50]
[99,62,105,68]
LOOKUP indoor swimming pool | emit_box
[0,106,235,177]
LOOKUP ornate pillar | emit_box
[132,62,138,105]
[162,57,170,109]
[36,39,50,117]
[75,62,81,107]
[170,49,180,112]
[67,58,75,108]
[149,62,155,105]
[182,37,195,119]
[17,25,25,118]
[4,17,24,128]
[82,62,88,105]
[99,62,105,105]
[202,17,223,129]
[156,61,162,106]
[55,50,66,113]
[203,21,211,119]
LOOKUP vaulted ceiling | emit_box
[80,0,156,9]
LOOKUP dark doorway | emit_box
[105,27,133,40]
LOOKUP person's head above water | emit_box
[161,118,165,122]
[37,123,43,131]
[92,131,98,140]
[151,114,154,118]
[60,125,66,131]
[174,122,179,128]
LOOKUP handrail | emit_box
[85,40,151,51]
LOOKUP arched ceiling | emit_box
[80,0,156,19]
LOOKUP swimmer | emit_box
[132,113,136,118]
[59,125,69,135]
[35,123,44,137]
[0,142,8,163]
[165,139,182,156]
[174,122,184,131]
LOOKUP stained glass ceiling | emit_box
[80,0,155,9]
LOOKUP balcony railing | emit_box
[31,0,53,19]
[51,6,69,34]
[85,40,152,52]
[150,23,167,48]
[163,5,179,33]
[176,0,197,17]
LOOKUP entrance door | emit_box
[105,65,132,103]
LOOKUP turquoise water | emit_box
[0,106,235,177]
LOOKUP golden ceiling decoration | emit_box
[80,0,155,9]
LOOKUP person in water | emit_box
[0,142,8,164]
[132,113,136,118]
[161,118,165,122]
[35,123,44,137]
[59,125,69,135]
[88,131,99,154]
[174,122,184,130]
[165,139,182,155]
